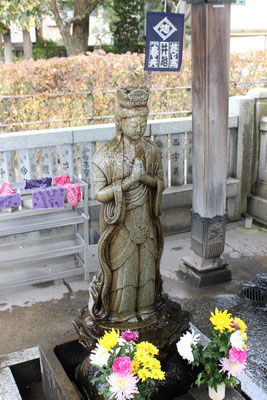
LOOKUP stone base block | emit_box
[182,253,228,272]
[39,335,86,400]
[180,253,231,287]
[248,194,267,223]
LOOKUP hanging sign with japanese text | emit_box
[145,12,184,71]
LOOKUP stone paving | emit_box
[0,221,266,399]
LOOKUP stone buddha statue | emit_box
[88,86,165,323]
[74,89,191,399]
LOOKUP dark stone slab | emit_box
[186,0,235,4]
[189,384,245,399]
[173,394,194,400]
[76,348,201,400]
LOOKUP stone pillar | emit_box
[229,95,255,216]
[181,0,234,286]
[246,89,267,222]
[246,88,267,195]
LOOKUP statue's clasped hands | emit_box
[131,158,146,183]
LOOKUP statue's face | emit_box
[121,116,147,142]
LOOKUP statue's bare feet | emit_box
[139,312,153,321]
[127,316,138,323]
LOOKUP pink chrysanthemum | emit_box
[120,330,139,342]
[229,347,247,364]
[230,319,239,330]
[219,357,246,378]
[107,372,139,400]
[112,357,132,376]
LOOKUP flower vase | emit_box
[208,383,226,400]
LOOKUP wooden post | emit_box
[181,0,233,286]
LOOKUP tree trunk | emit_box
[176,1,191,49]
[176,1,191,21]
[23,29,32,60]
[0,35,4,63]
[72,0,90,54]
[36,26,43,40]
[166,0,173,13]
[3,29,13,64]
[49,0,91,56]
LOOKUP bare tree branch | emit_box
[49,0,68,35]
[185,7,191,21]
[87,0,105,14]
[48,0,105,55]
[66,14,86,27]
[175,0,182,13]
[175,0,191,22]
[64,0,105,27]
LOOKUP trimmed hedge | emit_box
[0,50,266,132]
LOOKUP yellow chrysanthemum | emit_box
[151,369,165,380]
[98,328,119,351]
[243,334,248,341]
[148,358,161,370]
[135,341,159,356]
[210,308,232,333]
[134,348,147,361]
[137,367,150,382]
[131,359,139,374]
[236,318,247,333]
[141,355,152,368]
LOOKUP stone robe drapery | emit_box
[88,136,165,321]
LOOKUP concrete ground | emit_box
[0,221,266,399]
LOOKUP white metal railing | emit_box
[0,115,239,200]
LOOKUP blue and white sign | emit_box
[145,12,184,71]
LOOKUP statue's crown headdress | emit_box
[117,87,149,108]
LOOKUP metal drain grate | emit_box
[242,287,267,304]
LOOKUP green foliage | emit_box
[0,0,44,32]
[0,50,265,133]
[111,0,145,54]
[14,55,25,62]
[146,0,163,12]
[32,38,60,60]
[191,330,238,390]
[100,44,119,54]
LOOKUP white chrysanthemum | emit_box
[117,337,127,346]
[114,337,127,355]
[90,343,110,367]
[115,337,134,355]
[230,330,246,350]
[176,330,200,363]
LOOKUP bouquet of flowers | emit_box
[176,308,248,392]
[90,328,165,400]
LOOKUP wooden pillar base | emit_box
[191,212,227,259]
